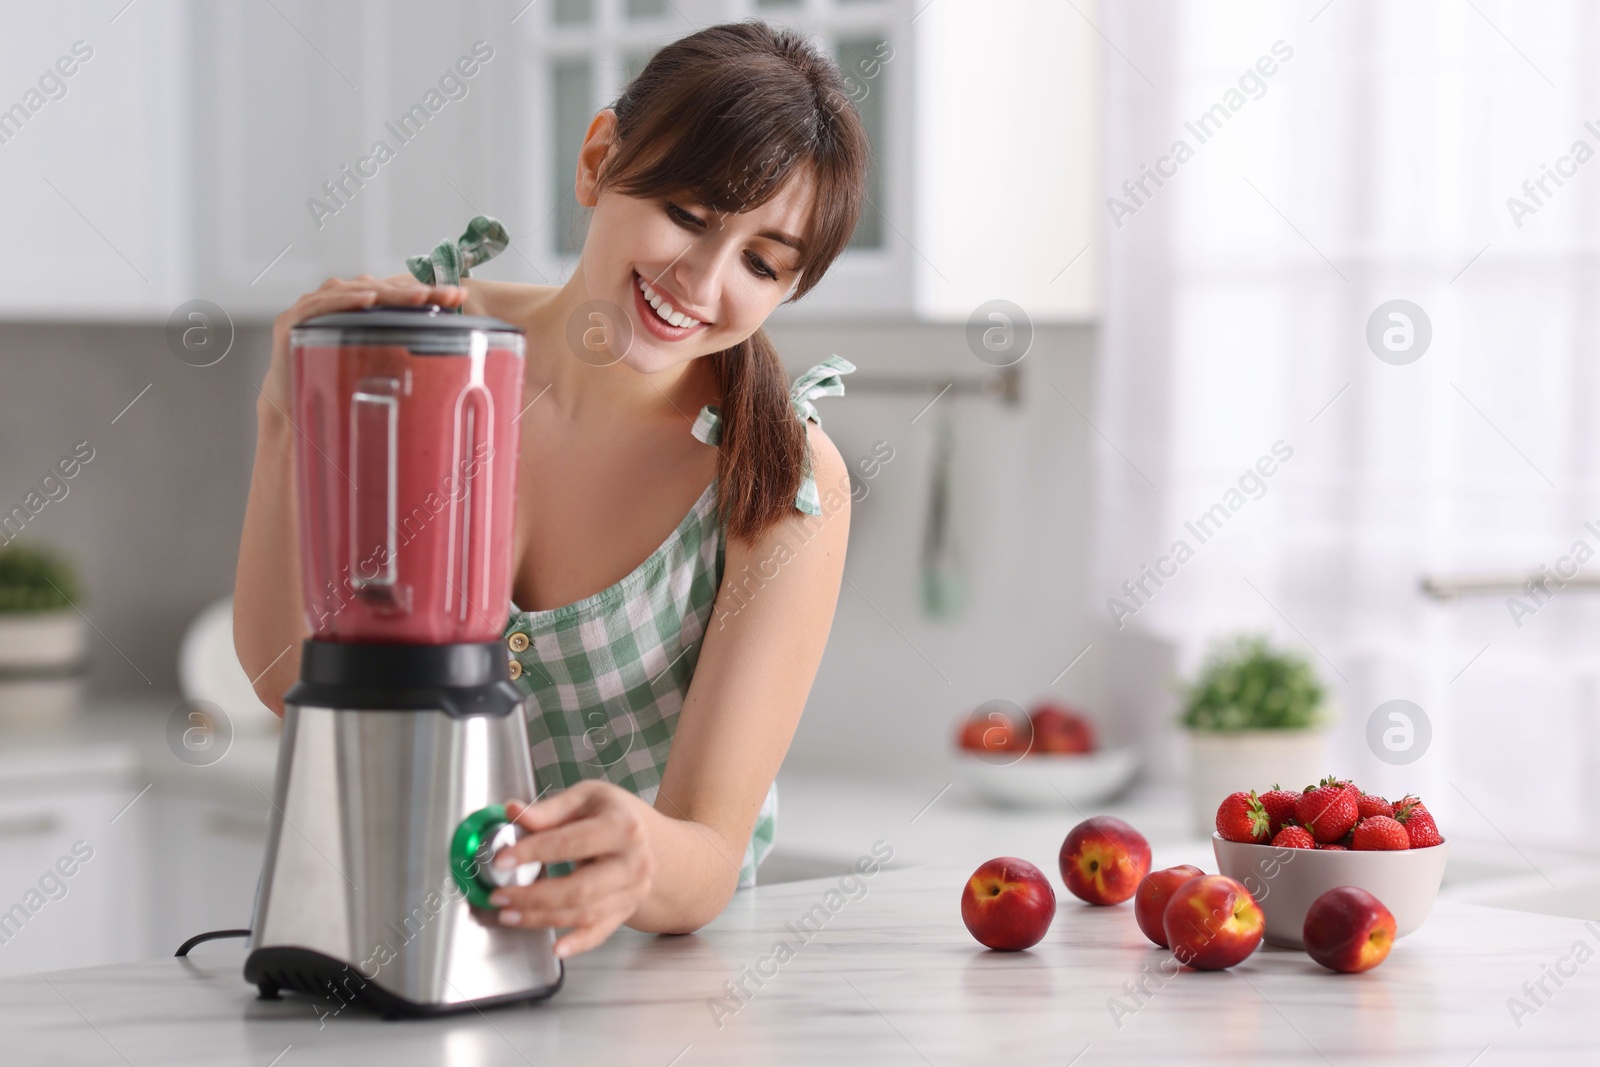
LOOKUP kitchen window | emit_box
[1096,1,1600,857]
[523,0,899,294]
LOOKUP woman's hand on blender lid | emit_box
[259,276,466,416]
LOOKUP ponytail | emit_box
[709,327,809,545]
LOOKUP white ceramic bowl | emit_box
[955,747,1139,808]
[178,596,280,734]
[1212,834,1450,948]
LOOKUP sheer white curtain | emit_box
[1097,0,1600,851]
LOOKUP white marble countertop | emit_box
[5,861,1599,1065]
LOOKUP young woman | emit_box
[234,21,871,961]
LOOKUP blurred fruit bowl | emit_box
[1212,834,1449,949]
[956,747,1140,808]
[955,698,1100,756]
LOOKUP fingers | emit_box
[494,857,641,959]
[276,279,464,335]
[552,919,621,961]
[490,853,639,926]
[367,279,465,307]
[495,783,641,867]
[492,810,627,870]
[505,781,603,833]
[330,278,462,310]
[488,784,653,960]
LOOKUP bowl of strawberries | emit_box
[1210,775,1449,949]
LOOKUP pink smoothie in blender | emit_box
[289,306,525,645]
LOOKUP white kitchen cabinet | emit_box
[907,0,1103,322]
[6,0,1101,323]
[147,791,270,960]
[186,0,517,317]
[0,778,149,978]
[0,698,279,976]
[0,2,192,319]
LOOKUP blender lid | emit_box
[295,304,523,334]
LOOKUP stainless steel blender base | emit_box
[245,700,563,1018]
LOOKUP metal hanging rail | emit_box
[841,364,1022,407]
[1420,573,1600,600]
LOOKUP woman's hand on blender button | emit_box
[259,275,466,416]
[488,781,657,960]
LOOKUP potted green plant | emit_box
[0,542,89,729]
[1179,634,1332,835]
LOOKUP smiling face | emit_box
[574,109,816,376]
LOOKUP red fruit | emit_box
[1028,702,1096,754]
[1215,791,1271,843]
[1351,815,1410,851]
[1272,825,1316,849]
[960,857,1057,950]
[1356,794,1394,819]
[1303,886,1396,973]
[1317,844,1348,851]
[1163,875,1264,970]
[957,718,989,751]
[1317,775,1360,798]
[1394,796,1445,848]
[1133,865,1206,948]
[1059,816,1152,905]
[1294,778,1360,844]
[956,707,1030,755]
[1257,786,1301,835]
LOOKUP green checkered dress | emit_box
[411,218,854,887]
[502,355,854,888]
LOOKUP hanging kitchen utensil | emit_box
[920,406,965,621]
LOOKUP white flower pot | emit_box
[0,610,89,731]
[1186,728,1331,836]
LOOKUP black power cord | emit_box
[175,929,252,957]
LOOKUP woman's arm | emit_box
[234,397,305,717]
[491,421,852,952]
[634,419,852,929]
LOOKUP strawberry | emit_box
[1215,791,1271,843]
[1351,815,1410,851]
[1356,793,1394,819]
[1394,796,1444,848]
[1258,785,1301,835]
[1272,825,1316,849]
[1317,843,1348,851]
[1294,777,1360,844]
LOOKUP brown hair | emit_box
[591,19,871,545]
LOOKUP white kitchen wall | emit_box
[0,317,1105,785]
[0,321,262,696]
[764,318,1103,783]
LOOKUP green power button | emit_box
[450,805,508,909]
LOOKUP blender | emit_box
[242,305,562,1018]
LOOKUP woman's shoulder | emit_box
[801,419,850,515]
[461,277,555,321]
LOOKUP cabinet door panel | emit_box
[189,0,370,313]
[0,4,187,317]
[0,789,146,978]
[149,795,269,960]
